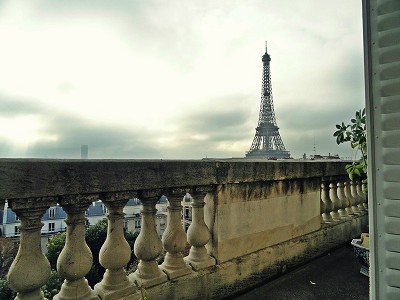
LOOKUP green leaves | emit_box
[334,108,367,181]
[46,232,67,269]
[45,218,139,289]
[346,162,365,180]
[334,109,366,147]
[0,277,16,299]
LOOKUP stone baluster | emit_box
[320,196,326,223]
[336,180,351,219]
[328,180,342,221]
[350,181,362,214]
[160,190,192,279]
[362,179,368,209]
[184,187,216,270]
[129,190,167,287]
[344,181,358,215]
[54,196,98,300]
[94,197,136,299]
[320,181,334,223]
[352,180,363,212]
[7,198,54,300]
[356,180,366,211]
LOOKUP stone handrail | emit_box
[320,175,368,224]
[0,159,367,299]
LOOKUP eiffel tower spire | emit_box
[246,42,290,159]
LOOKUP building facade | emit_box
[1,197,171,239]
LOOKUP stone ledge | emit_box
[0,159,349,200]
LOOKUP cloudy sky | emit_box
[0,0,365,159]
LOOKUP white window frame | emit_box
[48,207,56,219]
[48,222,55,232]
[135,220,141,229]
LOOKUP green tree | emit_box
[0,219,139,297]
[0,236,19,278]
[0,277,16,299]
[46,218,139,287]
[46,231,67,269]
[42,270,63,299]
[84,219,109,285]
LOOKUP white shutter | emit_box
[364,0,400,299]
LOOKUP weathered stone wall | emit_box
[205,177,321,263]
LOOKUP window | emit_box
[84,209,89,216]
[48,208,56,219]
[15,214,20,221]
[159,217,166,226]
[185,207,190,218]
[135,220,141,229]
[102,204,108,215]
[48,222,55,232]
[14,226,20,235]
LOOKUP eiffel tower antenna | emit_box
[313,133,317,155]
[246,42,290,159]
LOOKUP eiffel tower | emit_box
[246,42,290,159]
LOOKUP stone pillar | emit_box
[160,192,192,279]
[350,181,362,214]
[329,181,342,221]
[320,196,326,223]
[54,197,98,300]
[344,181,357,216]
[129,191,167,287]
[336,180,350,219]
[7,198,54,300]
[184,188,216,270]
[320,182,334,223]
[94,198,136,299]
[356,180,367,211]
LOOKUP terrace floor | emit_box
[233,242,369,300]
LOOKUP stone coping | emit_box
[0,159,349,200]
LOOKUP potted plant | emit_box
[334,108,369,276]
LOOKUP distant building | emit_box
[0,201,108,237]
[182,193,193,232]
[309,153,341,160]
[81,145,88,159]
[1,195,194,239]
[123,198,143,234]
[123,196,168,237]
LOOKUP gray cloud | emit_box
[0,0,365,160]
[0,96,162,159]
[0,96,44,116]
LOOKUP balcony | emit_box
[0,159,368,299]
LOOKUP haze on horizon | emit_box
[0,0,365,160]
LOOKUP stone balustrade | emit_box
[0,159,368,299]
[320,176,368,224]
